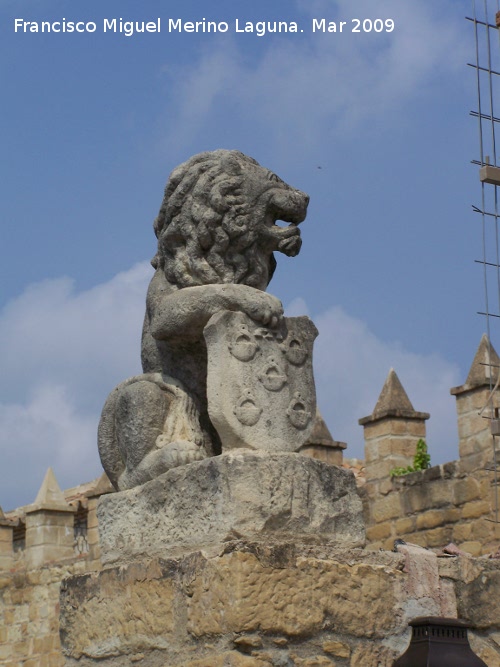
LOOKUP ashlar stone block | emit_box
[97,451,365,566]
[25,510,75,568]
[0,524,13,570]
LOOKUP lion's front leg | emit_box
[149,281,285,342]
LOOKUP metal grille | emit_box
[12,520,26,552]
[468,0,500,522]
[73,505,89,555]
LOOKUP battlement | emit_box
[359,334,500,556]
[0,470,113,572]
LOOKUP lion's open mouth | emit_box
[267,188,309,227]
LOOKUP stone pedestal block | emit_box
[60,541,475,667]
[97,451,365,566]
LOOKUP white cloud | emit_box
[0,265,462,511]
[310,305,462,464]
[164,0,467,154]
[0,385,96,505]
[0,262,152,511]
[0,263,151,408]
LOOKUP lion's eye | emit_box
[268,173,282,183]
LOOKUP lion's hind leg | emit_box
[98,373,208,491]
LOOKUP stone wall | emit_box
[57,449,500,667]
[0,474,106,667]
[0,558,101,667]
[59,542,500,667]
[361,460,500,554]
[359,336,500,557]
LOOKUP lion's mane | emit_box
[151,150,276,289]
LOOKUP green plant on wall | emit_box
[390,439,431,477]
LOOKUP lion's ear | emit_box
[222,152,243,176]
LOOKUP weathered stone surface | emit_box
[455,559,500,628]
[366,522,392,542]
[98,150,311,491]
[395,543,456,618]
[371,494,403,523]
[462,500,491,520]
[322,641,350,658]
[204,310,318,453]
[1,558,100,667]
[60,544,411,666]
[60,561,178,660]
[180,653,274,666]
[415,509,447,530]
[350,644,398,667]
[186,550,401,639]
[97,451,365,565]
[300,443,344,466]
[469,636,500,667]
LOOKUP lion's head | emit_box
[152,150,309,290]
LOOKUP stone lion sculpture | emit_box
[98,150,310,490]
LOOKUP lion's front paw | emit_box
[278,233,302,257]
[245,292,284,329]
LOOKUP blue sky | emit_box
[0,0,493,510]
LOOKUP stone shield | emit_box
[204,310,318,453]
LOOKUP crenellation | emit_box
[0,471,106,667]
[360,369,430,492]
[363,458,401,481]
[452,387,494,412]
[355,335,500,563]
[459,450,492,474]
[25,512,76,569]
[452,477,481,505]
[299,407,347,466]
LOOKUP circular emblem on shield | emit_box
[281,337,308,366]
[234,390,262,426]
[286,392,311,430]
[228,325,259,362]
[258,356,287,392]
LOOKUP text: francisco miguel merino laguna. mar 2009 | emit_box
[13,17,396,37]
